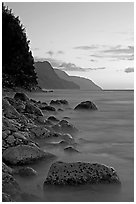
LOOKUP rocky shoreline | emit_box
[2,92,121,202]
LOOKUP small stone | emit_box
[6,135,15,145]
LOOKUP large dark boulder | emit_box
[3,145,55,165]
[14,92,29,102]
[74,101,97,110]
[44,161,121,185]
[41,105,56,111]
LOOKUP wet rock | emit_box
[74,101,97,110]
[3,98,21,119]
[59,140,70,146]
[37,102,49,110]
[2,172,21,197]
[61,133,75,144]
[14,92,29,102]
[4,96,25,113]
[48,116,59,122]
[13,167,37,177]
[64,146,79,153]
[52,120,78,134]
[2,192,14,202]
[41,105,56,111]
[44,119,53,126]
[29,126,50,139]
[63,116,70,120]
[2,117,19,132]
[2,131,9,140]
[13,131,28,140]
[50,99,68,106]
[59,100,69,105]
[50,100,61,105]
[44,161,121,185]
[58,108,63,111]
[2,162,13,174]
[3,145,55,165]
[25,103,44,116]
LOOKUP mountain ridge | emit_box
[54,68,102,90]
[35,61,80,89]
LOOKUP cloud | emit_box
[46,51,54,57]
[90,67,106,70]
[59,62,86,72]
[57,50,64,54]
[103,46,134,54]
[90,45,134,61]
[124,67,134,73]
[74,45,98,50]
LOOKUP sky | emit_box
[5,2,134,89]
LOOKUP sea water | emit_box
[14,90,134,202]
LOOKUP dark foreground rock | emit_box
[3,145,55,165]
[74,101,97,110]
[44,161,121,185]
[2,192,14,202]
[41,105,56,111]
[50,99,68,106]
[2,172,21,198]
[52,120,78,134]
[14,92,29,102]
[64,146,79,153]
[13,167,37,177]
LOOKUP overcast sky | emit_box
[6,2,134,89]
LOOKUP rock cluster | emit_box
[2,92,121,202]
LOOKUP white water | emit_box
[14,90,134,202]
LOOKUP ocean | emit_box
[14,90,134,202]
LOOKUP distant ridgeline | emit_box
[35,60,102,90]
[2,4,38,91]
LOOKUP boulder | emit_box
[50,99,68,106]
[2,162,13,174]
[74,101,97,110]
[2,192,14,202]
[41,105,56,111]
[2,172,21,197]
[2,117,19,132]
[2,98,21,119]
[14,92,29,102]
[50,100,61,105]
[52,120,78,134]
[3,145,55,165]
[13,167,37,177]
[64,146,79,153]
[25,103,44,116]
[48,116,59,122]
[4,96,25,113]
[58,108,63,112]
[29,126,50,139]
[44,161,121,185]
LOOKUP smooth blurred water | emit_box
[14,90,134,202]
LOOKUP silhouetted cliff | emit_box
[35,61,80,89]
